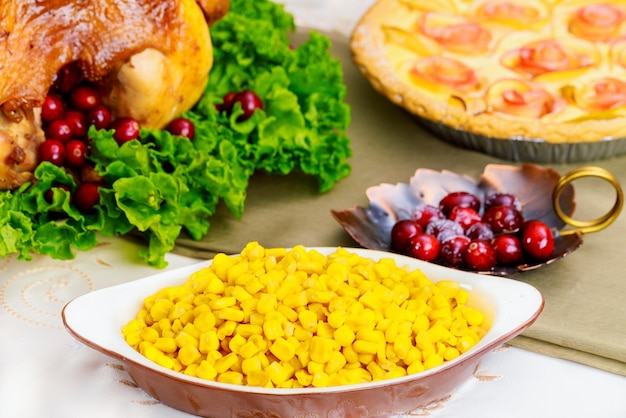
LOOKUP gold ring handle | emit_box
[553,166,623,235]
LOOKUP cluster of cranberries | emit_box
[216,89,264,121]
[390,191,556,271]
[38,63,195,213]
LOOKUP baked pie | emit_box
[350,0,626,147]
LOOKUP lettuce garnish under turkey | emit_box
[0,0,352,268]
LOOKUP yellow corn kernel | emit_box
[316,322,335,339]
[154,337,178,353]
[333,325,355,347]
[269,337,296,362]
[217,371,244,385]
[295,369,313,387]
[424,353,444,370]
[298,309,318,332]
[228,333,247,354]
[239,341,260,359]
[342,344,360,364]
[325,351,347,374]
[178,344,201,366]
[150,299,173,322]
[175,331,198,349]
[198,331,220,354]
[443,346,460,361]
[463,307,484,326]
[247,370,270,387]
[236,324,263,338]
[393,334,413,360]
[217,320,237,339]
[266,361,290,385]
[353,340,377,355]
[210,296,236,310]
[218,307,245,322]
[241,356,264,375]
[256,293,277,314]
[263,318,285,340]
[309,336,334,364]
[311,372,330,388]
[407,361,425,375]
[366,362,385,380]
[307,361,325,375]
[215,352,239,373]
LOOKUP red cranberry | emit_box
[407,233,440,262]
[483,205,524,234]
[65,110,88,138]
[53,62,83,93]
[463,240,497,271]
[485,192,522,212]
[44,120,73,142]
[439,191,481,217]
[40,139,66,166]
[411,204,446,229]
[448,206,482,231]
[440,235,471,268]
[110,117,140,145]
[74,182,101,213]
[218,92,237,112]
[390,220,423,252]
[466,222,495,241]
[166,117,195,139]
[41,94,66,123]
[86,105,112,130]
[521,220,555,260]
[69,84,101,111]
[65,140,89,168]
[45,184,72,204]
[233,90,263,121]
[425,219,464,243]
[492,234,524,265]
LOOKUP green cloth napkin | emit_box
[173,31,626,376]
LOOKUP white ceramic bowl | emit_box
[63,248,543,417]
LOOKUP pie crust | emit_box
[350,0,626,144]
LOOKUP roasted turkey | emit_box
[0,0,229,190]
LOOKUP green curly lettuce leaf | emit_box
[0,0,351,268]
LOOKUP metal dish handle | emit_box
[553,166,623,235]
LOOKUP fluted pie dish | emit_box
[351,0,626,162]
[63,247,543,418]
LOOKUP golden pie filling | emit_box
[351,0,626,143]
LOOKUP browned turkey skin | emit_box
[0,0,229,190]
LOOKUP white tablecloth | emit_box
[2,2,626,417]
[2,236,626,418]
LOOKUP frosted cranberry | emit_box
[492,234,523,265]
[521,220,555,260]
[439,191,481,217]
[45,120,73,142]
[45,184,72,204]
[86,105,111,130]
[233,90,263,121]
[425,219,463,243]
[69,84,101,111]
[483,205,523,234]
[40,139,66,166]
[74,182,101,213]
[65,140,89,167]
[166,117,195,139]
[65,110,88,138]
[448,206,482,231]
[41,94,66,123]
[485,192,522,212]
[390,220,423,252]
[110,117,140,145]
[53,62,83,93]
[407,233,440,262]
[466,221,494,241]
[463,240,496,271]
[411,204,446,228]
[440,235,471,268]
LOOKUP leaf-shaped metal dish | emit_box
[332,163,623,276]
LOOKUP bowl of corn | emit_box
[63,242,544,417]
